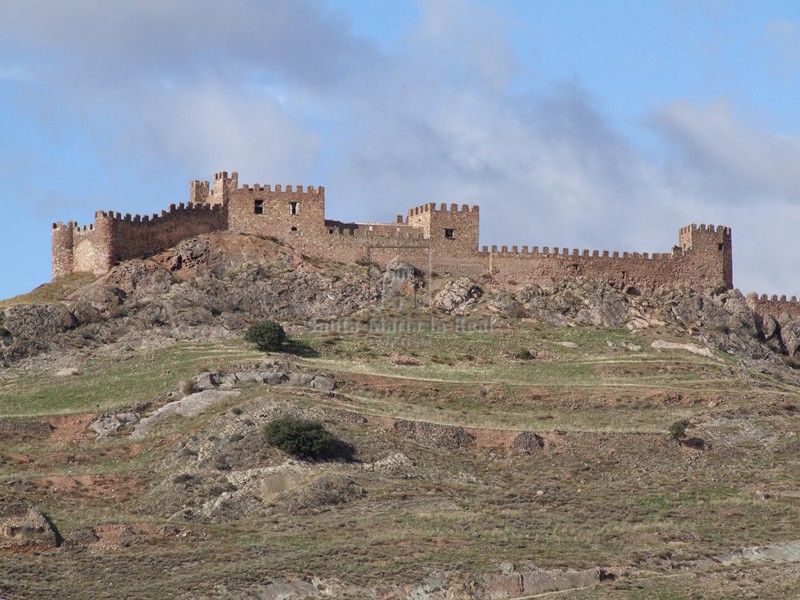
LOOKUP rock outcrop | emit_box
[2,233,799,370]
[0,503,59,550]
[433,278,483,312]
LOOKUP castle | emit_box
[53,170,735,296]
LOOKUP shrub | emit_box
[180,379,198,395]
[244,320,286,352]
[263,416,335,458]
[669,419,688,439]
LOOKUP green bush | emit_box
[669,419,688,439]
[263,416,334,458]
[244,320,286,352]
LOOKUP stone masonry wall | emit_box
[482,247,721,293]
[52,203,226,277]
[72,217,114,275]
[227,184,327,240]
[109,203,226,264]
[748,294,800,322]
[407,203,479,256]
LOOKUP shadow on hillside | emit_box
[283,339,319,357]
[320,438,357,463]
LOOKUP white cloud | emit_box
[130,83,321,183]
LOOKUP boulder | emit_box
[264,371,289,385]
[780,319,800,357]
[510,431,545,454]
[760,313,779,340]
[288,373,315,387]
[233,371,264,384]
[287,474,364,512]
[1,303,77,359]
[99,259,174,303]
[520,280,629,327]
[69,284,126,317]
[0,504,59,550]
[434,278,483,312]
[381,260,421,298]
[61,528,100,551]
[89,412,140,439]
[488,291,523,317]
[193,371,220,391]
[392,419,475,449]
[310,376,336,391]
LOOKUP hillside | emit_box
[1,232,799,599]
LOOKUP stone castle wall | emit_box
[51,170,738,296]
[52,203,226,278]
[407,202,480,256]
[466,223,732,293]
[227,184,327,239]
[748,294,800,322]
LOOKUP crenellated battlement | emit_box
[751,293,800,303]
[478,245,676,260]
[680,223,731,236]
[240,183,324,195]
[747,292,800,322]
[51,169,741,295]
[55,202,223,231]
[407,202,479,217]
[99,202,223,225]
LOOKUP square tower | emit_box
[406,202,479,255]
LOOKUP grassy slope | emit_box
[0,272,97,309]
[1,317,799,598]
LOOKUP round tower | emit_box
[51,221,75,279]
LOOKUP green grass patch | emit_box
[0,341,261,418]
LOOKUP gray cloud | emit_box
[0,0,378,90]
[651,99,800,201]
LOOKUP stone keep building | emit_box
[53,170,733,294]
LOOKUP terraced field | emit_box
[1,314,799,598]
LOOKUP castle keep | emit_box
[53,170,733,294]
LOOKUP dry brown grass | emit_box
[1,324,799,599]
[0,272,97,308]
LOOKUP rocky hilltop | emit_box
[2,231,799,370]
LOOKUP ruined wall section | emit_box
[748,294,800,322]
[52,203,227,277]
[307,222,431,267]
[109,203,227,263]
[679,224,733,289]
[227,184,327,240]
[474,223,732,293]
[483,246,684,292]
[407,203,479,255]
[52,216,115,278]
[190,171,238,206]
[52,222,76,279]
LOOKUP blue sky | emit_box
[2,0,800,300]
